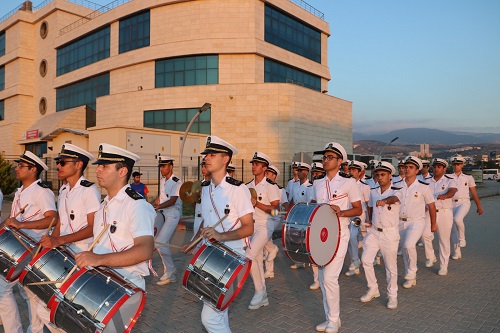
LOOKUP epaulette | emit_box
[365,176,372,179]
[307,184,313,187]
[360,180,369,186]
[418,180,429,185]
[126,187,144,200]
[315,174,326,180]
[340,172,351,178]
[266,178,277,185]
[278,185,283,189]
[37,181,51,189]
[172,176,180,182]
[445,175,453,179]
[245,180,253,186]
[393,178,404,184]
[371,185,380,190]
[391,186,402,190]
[201,180,210,186]
[227,177,243,186]
[80,180,94,187]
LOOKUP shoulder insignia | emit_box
[172,176,180,182]
[278,185,283,189]
[245,180,253,186]
[393,179,404,184]
[307,184,313,187]
[418,180,429,185]
[80,180,94,187]
[445,175,453,179]
[371,185,380,190]
[391,186,402,190]
[314,174,326,180]
[340,172,351,178]
[360,180,369,186]
[37,181,51,189]
[365,176,372,179]
[266,178,277,185]
[201,180,210,186]
[126,187,144,200]
[227,177,243,186]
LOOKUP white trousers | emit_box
[451,201,470,255]
[245,222,269,293]
[399,219,425,278]
[319,227,349,323]
[347,224,361,264]
[436,210,453,270]
[0,279,23,333]
[361,228,399,297]
[263,239,279,273]
[421,211,436,260]
[20,286,45,333]
[155,210,180,275]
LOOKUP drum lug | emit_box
[187,264,194,271]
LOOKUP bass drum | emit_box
[182,241,251,311]
[282,203,340,266]
[0,227,37,282]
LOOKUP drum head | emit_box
[307,204,340,266]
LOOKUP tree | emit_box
[0,154,18,195]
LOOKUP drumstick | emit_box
[33,217,56,258]
[28,280,63,286]
[60,224,111,286]
[10,231,34,256]
[154,241,184,250]
[1,204,29,229]
[184,213,229,253]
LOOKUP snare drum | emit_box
[153,210,165,237]
[282,203,340,266]
[47,266,146,333]
[0,227,37,282]
[19,247,75,305]
[182,241,251,311]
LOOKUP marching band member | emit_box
[311,142,362,333]
[154,155,182,286]
[182,135,254,333]
[2,151,57,333]
[448,155,483,259]
[263,165,285,279]
[285,161,299,202]
[399,156,436,289]
[245,152,281,310]
[361,161,401,309]
[75,144,155,290]
[426,158,457,275]
[345,161,370,277]
[193,157,211,238]
[417,159,433,249]
[392,160,406,184]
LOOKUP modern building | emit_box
[0,0,352,185]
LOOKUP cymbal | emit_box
[249,188,257,200]
[191,180,202,197]
[179,181,196,203]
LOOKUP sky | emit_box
[2,0,499,134]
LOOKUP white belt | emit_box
[375,226,397,232]
[454,198,470,202]
[399,217,415,221]
[436,208,452,212]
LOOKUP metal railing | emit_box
[289,0,324,20]
[59,0,132,35]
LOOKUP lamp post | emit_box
[379,136,399,160]
[179,102,211,180]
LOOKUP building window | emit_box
[0,65,4,90]
[144,108,211,134]
[0,31,5,56]
[155,55,218,88]
[119,10,150,54]
[39,98,47,115]
[0,100,4,121]
[40,21,48,39]
[56,26,110,76]
[39,59,48,77]
[56,73,110,111]
[264,5,321,63]
[264,58,321,91]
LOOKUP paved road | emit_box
[1,185,499,332]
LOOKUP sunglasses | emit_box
[322,155,339,162]
[56,159,78,166]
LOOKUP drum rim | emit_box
[182,243,207,287]
[217,258,251,311]
[0,227,37,282]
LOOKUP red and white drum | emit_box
[282,203,340,266]
[0,227,37,282]
[182,241,251,311]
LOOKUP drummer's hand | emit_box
[251,198,257,207]
[365,221,372,228]
[330,205,342,215]
[75,251,102,268]
[375,200,386,207]
[3,218,21,229]
[180,243,194,255]
[40,235,61,249]
[201,227,221,241]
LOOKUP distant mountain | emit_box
[353,128,500,145]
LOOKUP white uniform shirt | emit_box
[159,174,182,212]
[417,173,432,183]
[399,179,435,221]
[311,174,361,228]
[246,178,280,223]
[447,172,476,200]
[291,179,312,204]
[286,178,299,201]
[363,177,377,189]
[358,180,371,212]
[201,176,254,250]
[93,185,155,281]
[392,175,404,183]
[58,176,101,250]
[368,185,402,229]
[10,180,56,241]
[428,175,457,210]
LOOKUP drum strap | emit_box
[209,185,226,232]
